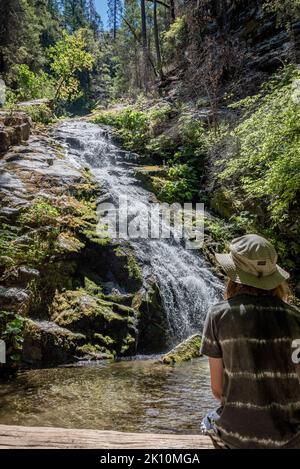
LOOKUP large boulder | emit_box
[160,334,202,365]
[22,319,85,365]
[0,286,30,315]
[0,111,31,153]
[50,288,138,357]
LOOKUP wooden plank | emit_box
[0,425,213,449]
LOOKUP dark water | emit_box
[0,358,216,434]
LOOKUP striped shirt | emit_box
[201,293,300,449]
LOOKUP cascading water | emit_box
[54,120,223,345]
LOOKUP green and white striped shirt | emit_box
[201,293,300,449]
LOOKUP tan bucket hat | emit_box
[215,234,290,290]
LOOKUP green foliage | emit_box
[94,108,149,152]
[148,103,172,131]
[205,212,256,250]
[48,29,94,102]
[0,0,47,86]
[14,64,55,101]
[0,222,58,269]
[173,113,208,166]
[263,0,300,24]
[220,66,300,224]
[17,103,54,124]
[153,164,198,203]
[146,133,176,158]
[94,104,209,203]
[162,15,187,61]
[19,198,60,228]
[0,311,25,364]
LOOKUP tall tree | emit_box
[0,0,44,81]
[61,0,89,32]
[153,0,163,80]
[87,0,103,35]
[108,0,122,39]
[140,0,148,86]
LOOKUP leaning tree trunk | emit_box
[153,0,164,81]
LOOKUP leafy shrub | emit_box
[94,108,149,152]
[173,113,208,166]
[0,311,25,365]
[17,103,54,124]
[163,16,187,61]
[146,134,176,158]
[263,0,300,25]
[219,66,300,224]
[14,64,54,101]
[153,164,198,203]
[148,103,173,133]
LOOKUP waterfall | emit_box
[54,120,223,345]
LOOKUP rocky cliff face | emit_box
[0,114,167,370]
[175,0,300,98]
[0,112,31,153]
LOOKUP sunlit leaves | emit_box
[48,29,94,102]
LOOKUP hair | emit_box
[225,279,291,303]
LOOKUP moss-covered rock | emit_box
[76,343,115,360]
[50,288,138,357]
[22,319,85,365]
[114,245,143,285]
[133,166,168,193]
[210,187,243,220]
[160,334,202,365]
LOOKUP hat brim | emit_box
[215,253,290,290]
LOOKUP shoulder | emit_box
[282,300,300,321]
[208,295,256,322]
[208,300,231,320]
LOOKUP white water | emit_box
[54,120,222,345]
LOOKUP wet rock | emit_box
[22,319,86,365]
[160,334,202,365]
[134,280,169,353]
[82,243,143,294]
[0,111,31,152]
[0,287,30,315]
[75,342,114,360]
[103,291,135,307]
[2,266,39,287]
[0,130,10,153]
[54,232,84,254]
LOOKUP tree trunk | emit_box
[170,0,175,21]
[140,0,149,88]
[153,0,164,80]
[113,0,117,39]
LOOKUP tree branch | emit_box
[122,16,158,77]
[146,0,170,8]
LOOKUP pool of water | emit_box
[0,357,216,434]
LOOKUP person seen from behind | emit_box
[201,234,300,449]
